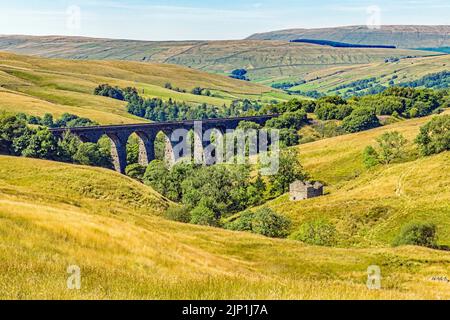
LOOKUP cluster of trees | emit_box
[271,80,306,90]
[363,114,450,168]
[191,87,212,96]
[288,90,325,99]
[128,96,262,122]
[290,39,396,49]
[130,148,307,231]
[335,78,377,92]
[16,113,97,128]
[95,83,264,122]
[399,71,449,90]
[229,69,249,81]
[94,84,141,102]
[259,99,312,146]
[0,112,111,168]
[290,87,449,133]
[225,207,292,238]
[164,82,187,93]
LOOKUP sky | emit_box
[0,0,448,40]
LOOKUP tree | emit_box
[190,204,218,226]
[342,108,381,133]
[225,207,291,238]
[376,131,407,164]
[265,110,307,130]
[19,127,58,160]
[181,165,235,214]
[415,115,450,156]
[393,222,437,248]
[57,132,82,162]
[230,69,248,80]
[0,113,27,155]
[290,220,337,246]
[94,84,125,101]
[279,128,300,147]
[126,136,140,164]
[191,87,203,95]
[269,148,309,196]
[143,160,170,195]
[250,207,291,238]
[125,163,146,181]
[73,143,111,168]
[41,113,54,127]
[362,146,379,168]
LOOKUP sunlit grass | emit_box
[0,155,450,299]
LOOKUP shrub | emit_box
[342,108,381,133]
[362,146,379,168]
[225,208,291,238]
[251,207,291,238]
[290,220,337,246]
[190,205,218,227]
[225,211,254,232]
[392,222,437,248]
[73,142,111,168]
[415,115,450,156]
[125,163,146,181]
[164,206,191,223]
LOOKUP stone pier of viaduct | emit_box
[49,115,277,173]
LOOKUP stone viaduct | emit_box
[49,115,277,173]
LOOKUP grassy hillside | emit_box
[0,36,439,83]
[263,111,450,247]
[1,156,450,299]
[247,25,450,49]
[0,51,278,124]
[288,55,450,95]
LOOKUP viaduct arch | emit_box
[49,115,277,173]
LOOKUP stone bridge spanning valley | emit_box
[50,115,277,173]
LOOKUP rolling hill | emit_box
[247,25,450,49]
[1,154,450,299]
[262,110,450,247]
[0,35,440,83]
[0,51,279,125]
[286,54,450,95]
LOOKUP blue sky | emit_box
[0,0,448,40]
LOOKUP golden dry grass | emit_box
[0,156,450,300]
[0,51,278,124]
[262,111,450,247]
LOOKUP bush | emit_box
[225,211,254,232]
[290,220,337,246]
[164,206,191,223]
[392,222,437,248]
[342,108,381,133]
[415,115,450,156]
[362,146,379,168]
[251,207,291,238]
[73,142,111,168]
[125,163,146,181]
[225,208,291,238]
[190,205,218,227]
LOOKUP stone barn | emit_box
[289,181,324,201]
